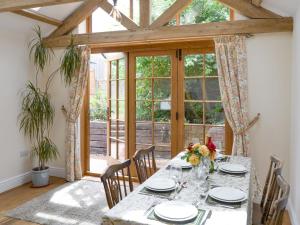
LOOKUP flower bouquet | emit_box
[181,137,217,173]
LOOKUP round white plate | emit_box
[208,187,246,203]
[172,159,192,169]
[219,164,247,173]
[154,201,198,222]
[145,178,176,191]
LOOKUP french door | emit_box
[84,47,227,175]
[128,51,178,168]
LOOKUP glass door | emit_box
[88,53,127,174]
[129,51,178,168]
[178,49,225,150]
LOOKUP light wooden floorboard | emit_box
[0,176,292,225]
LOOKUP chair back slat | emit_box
[101,159,133,209]
[266,175,290,225]
[261,155,282,209]
[262,167,282,223]
[133,146,157,184]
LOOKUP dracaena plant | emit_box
[19,26,82,170]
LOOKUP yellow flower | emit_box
[210,151,216,161]
[200,145,209,157]
[189,154,200,166]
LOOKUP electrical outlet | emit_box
[20,150,29,158]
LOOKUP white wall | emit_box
[290,6,300,225]
[247,33,292,186]
[0,13,55,192]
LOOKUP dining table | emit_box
[101,153,254,225]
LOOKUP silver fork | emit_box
[143,200,160,215]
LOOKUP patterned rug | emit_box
[5,180,109,225]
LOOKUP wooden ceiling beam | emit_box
[48,0,100,37]
[140,0,150,28]
[98,0,139,30]
[149,0,192,29]
[13,9,62,26]
[0,0,84,12]
[217,0,281,18]
[43,17,293,48]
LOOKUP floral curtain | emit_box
[214,35,250,156]
[64,46,90,182]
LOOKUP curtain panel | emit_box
[214,35,250,156]
[64,46,90,182]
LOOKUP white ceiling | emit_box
[262,0,300,16]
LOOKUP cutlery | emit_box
[206,201,237,209]
[200,210,212,225]
[143,200,160,215]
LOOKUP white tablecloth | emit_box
[102,155,253,225]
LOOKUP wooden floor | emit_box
[0,176,292,225]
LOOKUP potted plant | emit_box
[19,26,81,187]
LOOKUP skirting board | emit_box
[0,167,65,194]
[288,199,299,225]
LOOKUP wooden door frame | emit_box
[128,50,179,163]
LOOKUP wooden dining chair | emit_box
[253,155,282,225]
[265,175,290,225]
[100,159,133,209]
[133,146,157,184]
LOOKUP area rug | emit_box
[5,180,109,225]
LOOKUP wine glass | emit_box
[169,163,183,199]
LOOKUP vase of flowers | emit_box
[181,139,217,176]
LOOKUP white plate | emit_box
[172,159,192,169]
[219,164,247,173]
[208,187,247,203]
[145,178,176,191]
[154,201,198,222]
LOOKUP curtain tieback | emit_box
[236,113,260,135]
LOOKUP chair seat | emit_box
[252,203,263,225]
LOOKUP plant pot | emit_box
[32,167,49,187]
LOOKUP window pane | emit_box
[205,54,218,76]
[136,101,152,121]
[206,78,221,100]
[154,123,171,145]
[184,54,204,77]
[111,81,116,100]
[154,101,171,122]
[185,102,203,124]
[153,56,171,77]
[205,102,224,125]
[136,79,152,100]
[110,100,117,120]
[119,121,125,141]
[119,58,126,79]
[111,61,117,79]
[185,78,202,100]
[151,0,176,23]
[119,80,125,100]
[184,125,205,146]
[136,56,152,78]
[118,100,125,121]
[136,123,152,144]
[154,79,171,100]
[180,0,230,25]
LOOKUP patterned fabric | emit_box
[214,36,250,156]
[64,46,90,182]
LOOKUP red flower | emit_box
[206,137,216,153]
[187,143,194,152]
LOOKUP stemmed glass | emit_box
[169,163,183,199]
